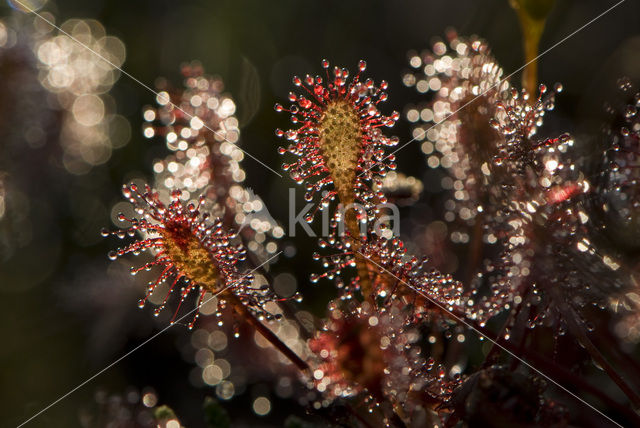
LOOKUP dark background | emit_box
[1,0,639,426]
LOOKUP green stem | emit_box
[510,0,555,96]
[518,10,545,96]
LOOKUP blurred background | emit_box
[0,0,639,426]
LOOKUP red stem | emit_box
[226,292,310,374]
[472,320,640,425]
[556,294,640,409]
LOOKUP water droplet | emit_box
[625,106,636,119]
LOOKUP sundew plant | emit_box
[2,0,640,427]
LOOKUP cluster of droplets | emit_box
[0,12,129,175]
[490,83,564,175]
[311,230,465,320]
[308,300,461,421]
[310,232,358,293]
[600,79,640,343]
[0,9,132,302]
[405,34,510,229]
[34,17,129,174]
[450,83,632,341]
[144,62,240,199]
[276,60,399,225]
[143,62,282,262]
[104,183,277,328]
[408,32,628,335]
[359,236,464,315]
[597,78,640,230]
[484,84,628,333]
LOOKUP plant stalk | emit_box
[554,293,640,410]
[225,291,310,374]
[518,10,544,96]
[471,319,640,426]
[510,0,555,96]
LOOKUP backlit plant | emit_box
[4,2,639,427]
[275,60,399,236]
[100,9,640,428]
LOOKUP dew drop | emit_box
[625,106,636,119]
